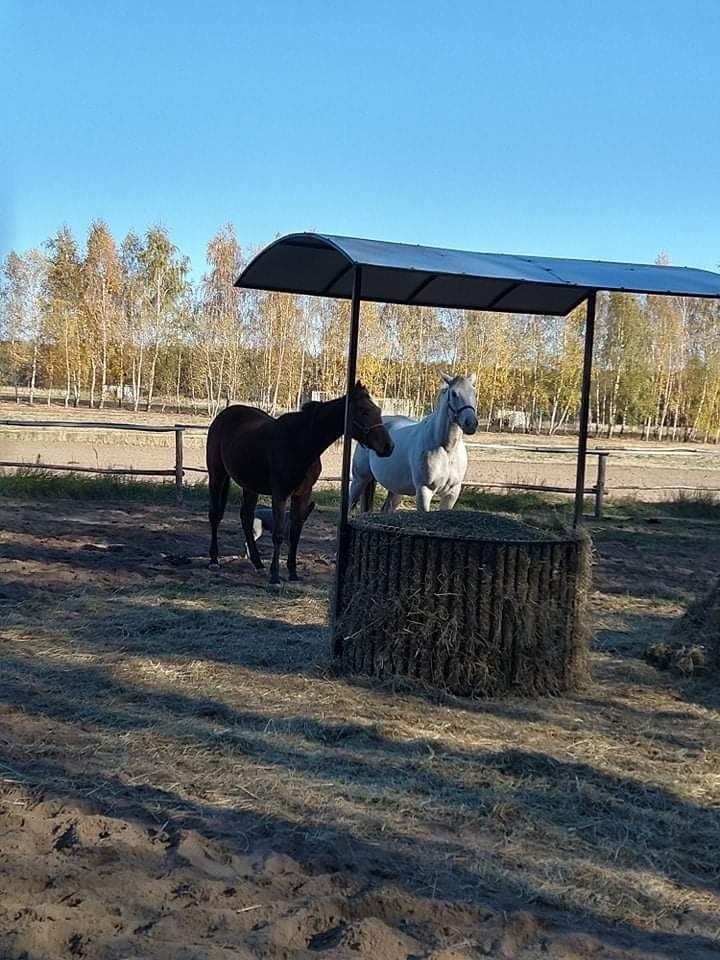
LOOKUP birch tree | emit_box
[83,221,122,408]
[137,226,189,411]
[46,228,84,406]
[0,249,48,402]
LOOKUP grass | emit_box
[5,468,720,527]
[609,489,720,521]
[0,468,564,512]
[0,468,216,503]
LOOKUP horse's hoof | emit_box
[252,566,265,576]
[288,573,301,583]
[268,580,283,592]
[208,561,220,571]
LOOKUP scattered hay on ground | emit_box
[1,497,720,959]
[645,575,720,675]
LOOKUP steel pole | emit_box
[332,266,362,628]
[574,291,597,527]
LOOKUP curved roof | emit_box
[235,233,720,316]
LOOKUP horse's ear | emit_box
[467,372,477,386]
[440,371,453,386]
[354,379,365,393]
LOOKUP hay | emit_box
[333,511,592,697]
[645,576,720,674]
[354,509,568,542]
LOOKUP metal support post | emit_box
[574,292,597,527]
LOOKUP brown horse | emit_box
[206,381,394,585]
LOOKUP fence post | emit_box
[174,427,184,503]
[594,453,608,519]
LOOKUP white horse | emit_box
[350,373,478,513]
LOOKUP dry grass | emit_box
[1,496,720,954]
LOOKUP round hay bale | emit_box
[332,510,592,697]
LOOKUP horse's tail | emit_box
[360,475,376,513]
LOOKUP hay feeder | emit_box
[332,510,591,697]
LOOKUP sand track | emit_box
[3,434,720,502]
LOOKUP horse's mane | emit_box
[301,384,367,414]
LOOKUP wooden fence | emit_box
[1,418,719,517]
[0,419,191,502]
[464,442,718,518]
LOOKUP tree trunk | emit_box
[99,314,108,410]
[29,344,38,405]
[63,322,72,407]
[175,351,183,414]
[89,360,97,409]
[133,345,144,412]
[145,342,160,412]
[296,343,307,409]
[118,344,125,409]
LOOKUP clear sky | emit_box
[3,0,719,277]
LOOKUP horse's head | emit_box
[349,381,394,457]
[440,372,478,435]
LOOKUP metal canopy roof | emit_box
[235,233,720,316]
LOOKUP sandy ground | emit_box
[3,401,720,499]
[1,496,720,959]
[3,434,720,502]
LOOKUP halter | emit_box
[352,418,386,447]
[447,399,476,424]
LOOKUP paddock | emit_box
[3,235,720,957]
[1,488,720,959]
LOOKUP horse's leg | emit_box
[240,488,263,571]
[416,485,434,512]
[349,474,366,512]
[439,485,462,510]
[381,491,402,513]
[208,468,230,569]
[287,493,315,581]
[269,494,289,586]
[360,475,376,513]
[350,445,370,512]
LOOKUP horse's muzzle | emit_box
[462,414,479,436]
[373,436,394,458]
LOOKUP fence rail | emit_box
[467,442,702,456]
[0,461,175,478]
[0,418,181,433]
[2,418,720,515]
[0,418,187,501]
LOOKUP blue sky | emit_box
[3,0,719,276]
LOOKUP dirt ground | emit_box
[1,497,720,959]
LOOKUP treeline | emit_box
[2,221,720,440]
